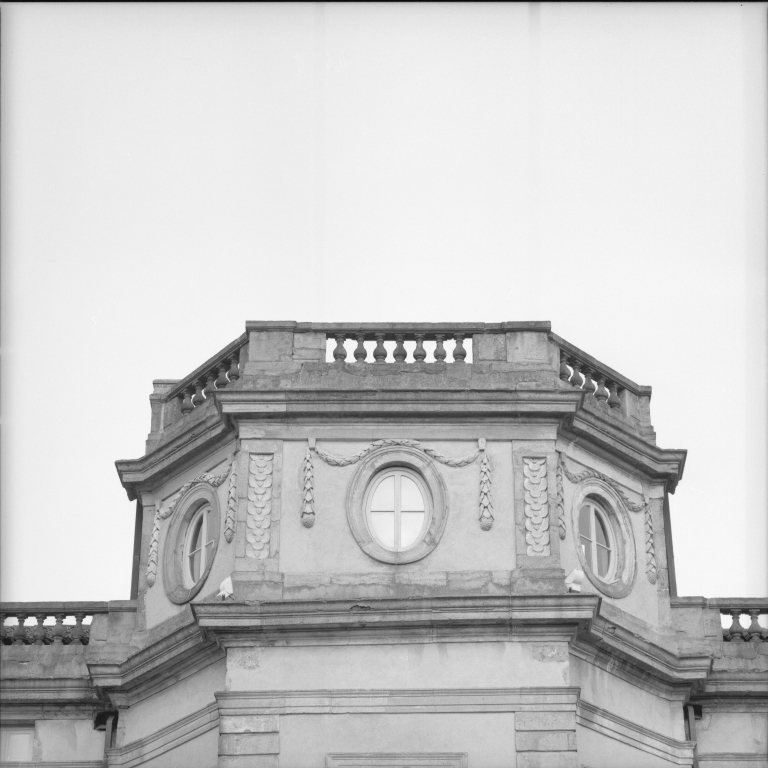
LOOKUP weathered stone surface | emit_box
[516,730,577,750]
[516,712,577,731]
[218,732,279,755]
[516,752,579,768]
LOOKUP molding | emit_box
[326,754,468,768]
[216,686,581,715]
[523,457,550,555]
[106,701,218,767]
[0,763,103,768]
[246,453,273,559]
[87,623,223,708]
[577,699,694,764]
[698,754,768,763]
[0,677,104,707]
[115,414,233,501]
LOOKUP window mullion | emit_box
[394,473,401,551]
[590,505,598,574]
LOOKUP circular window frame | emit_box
[163,484,221,604]
[571,479,636,598]
[347,447,448,564]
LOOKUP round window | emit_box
[578,499,614,582]
[365,468,430,552]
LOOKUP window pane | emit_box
[595,513,609,547]
[189,515,203,554]
[189,549,201,581]
[400,511,425,549]
[596,543,611,578]
[579,535,593,568]
[578,505,592,539]
[399,475,424,511]
[370,476,395,511]
[370,511,395,548]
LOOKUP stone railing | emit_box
[712,599,768,643]
[0,602,127,646]
[319,323,481,364]
[551,332,650,410]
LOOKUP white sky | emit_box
[1,3,766,601]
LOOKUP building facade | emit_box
[1,321,766,767]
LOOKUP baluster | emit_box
[70,613,86,645]
[333,334,347,362]
[33,614,47,645]
[227,354,240,382]
[434,334,447,363]
[595,375,609,403]
[354,334,367,363]
[192,379,205,407]
[747,610,763,643]
[203,371,216,397]
[180,387,194,416]
[607,381,621,410]
[559,351,571,381]
[13,614,28,646]
[569,359,584,388]
[582,367,596,396]
[727,609,744,642]
[393,334,407,363]
[453,334,467,363]
[413,334,426,362]
[51,614,65,645]
[373,334,387,364]
[215,362,229,388]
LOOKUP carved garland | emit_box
[523,457,550,556]
[224,459,238,543]
[246,454,273,559]
[146,461,233,588]
[304,438,493,530]
[556,458,566,541]
[558,453,657,584]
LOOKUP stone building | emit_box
[1,321,766,767]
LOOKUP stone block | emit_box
[218,757,278,768]
[516,752,578,768]
[473,333,507,362]
[293,332,326,350]
[219,715,279,734]
[506,331,554,367]
[248,331,294,362]
[516,730,577,751]
[515,712,576,731]
[219,732,279,755]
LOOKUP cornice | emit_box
[562,410,687,491]
[575,615,712,685]
[115,413,233,500]
[87,622,222,707]
[0,677,104,707]
[192,594,599,647]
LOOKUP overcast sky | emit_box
[2,3,766,602]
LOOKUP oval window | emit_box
[365,468,429,552]
[578,499,613,581]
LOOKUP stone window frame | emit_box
[571,478,636,599]
[163,484,222,604]
[346,446,448,565]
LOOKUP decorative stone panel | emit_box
[523,457,550,556]
[246,454,273,560]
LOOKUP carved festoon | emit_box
[478,449,494,531]
[224,458,238,543]
[523,457,550,556]
[644,494,657,584]
[301,445,315,528]
[559,456,647,514]
[556,457,566,540]
[246,454,273,559]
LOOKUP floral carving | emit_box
[300,446,315,528]
[246,454,273,559]
[523,457,550,556]
[556,456,566,540]
[644,494,657,584]
[146,461,232,588]
[311,438,492,529]
[224,458,238,543]
[559,455,647,514]
[479,451,493,530]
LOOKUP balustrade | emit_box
[557,347,623,410]
[718,603,768,643]
[327,331,472,364]
[0,606,98,646]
